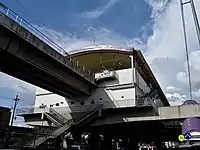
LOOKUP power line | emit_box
[0,94,26,102]
[15,0,30,13]
[0,95,14,100]
[13,0,75,53]
[12,1,110,51]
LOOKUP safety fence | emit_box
[0,128,58,148]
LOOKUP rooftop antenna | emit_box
[179,0,200,100]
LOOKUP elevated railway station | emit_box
[0,2,200,150]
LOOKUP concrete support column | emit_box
[129,137,138,150]
[89,133,100,150]
[55,136,62,148]
[122,137,129,150]
[103,135,112,150]
[155,140,163,149]
[72,131,82,144]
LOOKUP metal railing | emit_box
[15,105,99,116]
[49,108,68,124]
[0,2,67,55]
[0,2,95,83]
[1,105,100,148]
[15,98,158,116]
[0,129,57,148]
[25,105,100,147]
[71,104,100,121]
[15,107,35,115]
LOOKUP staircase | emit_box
[45,113,63,127]
[45,108,68,127]
[25,104,101,148]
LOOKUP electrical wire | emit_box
[0,94,26,105]
[0,95,14,100]
[13,0,75,53]
[15,0,30,13]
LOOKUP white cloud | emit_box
[166,86,182,93]
[37,26,141,52]
[166,92,186,105]
[0,72,35,107]
[144,0,200,105]
[145,0,170,19]
[193,89,200,98]
[177,51,200,87]
[81,0,120,19]
[0,72,35,94]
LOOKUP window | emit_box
[39,104,47,109]
[91,99,95,104]
[121,96,124,98]
[55,103,59,106]
[100,98,102,100]
[80,101,84,105]
[50,104,53,107]
[61,102,64,104]
[71,101,74,105]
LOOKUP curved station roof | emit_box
[68,45,169,106]
[68,45,133,73]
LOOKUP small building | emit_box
[0,106,11,148]
[0,106,11,129]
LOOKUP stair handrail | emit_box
[49,107,68,124]
[51,105,100,137]
[72,104,100,124]
[51,118,74,137]
[27,104,101,147]
[48,104,100,136]
[45,113,62,127]
[0,2,68,55]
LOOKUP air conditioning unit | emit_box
[95,70,118,83]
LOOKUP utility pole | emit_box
[179,0,200,100]
[10,95,20,127]
[190,0,200,47]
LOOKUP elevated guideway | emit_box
[89,103,200,126]
[0,3,96,97]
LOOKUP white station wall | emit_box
[34,68,136,113]
[70,68,136,110]
[34,87,69,113]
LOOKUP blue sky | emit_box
[2,0,152,39]
[0,0,200,125]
